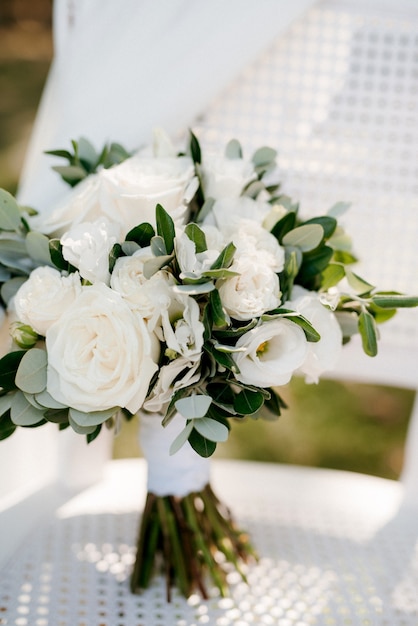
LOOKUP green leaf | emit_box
[52,165,87,186]
[206,383,236,413]
[43,408,69,424]
[169,420,194,455]
[77,137,98,170]
[321,263,345,290]
[210,242,236,270]
[263,388,286,419]
[193,417,229,442]
[25,231,52,265]
[225,139,242,159]
[282,224,324,252]
[156,204,175,254]
[68,414,98,435]
[142,254,173,279]
[0,350,26,391]
[234,389,265,415]
[358,310,378,356]
[69,406,117,428]
[189,130,201,164]
[188,428,216,457]
[173,282,215,296]
[175,394,212,419]
[35,389,67,409]
[328,201,351,217]
[10,391,45,426]
[1,276,27,305]
[109,243,124,273]
[150,235,167,256]
[298,245,334,282]
[371,294,418,308]
[49,239,72,271]
[252,146,277,167]
[302,216,337,239]
[15,348,47,394]
[196,197,215,223]
[125,222,155,247]
[202,268,239,280]
[0,393,13,416]
[204,343,239,373]
[345,269,374,295]
[332,250,357,264]
[86,424,102,444]
[0,409,16,440]
[0,189,22,231]
[184,223,207,253]
[271,211,296,242]
[121,241,140,256]
[209,289,230,328]
[214,318,258,339]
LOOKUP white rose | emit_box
[13,266,82,336]
[200,154,255,199]
[233,319,308,387]
[228,219,285,272]
[161,292,204,362]
[34,147,197,238]
[99,152,197,233]
[205,196,272,229]
[46,283,159,414]
[61,218,121,284]
[218,255,281,321]
[287,286,343,383]
[110,250,174,328]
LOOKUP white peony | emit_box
[61,218,121,284]
[205,196,272,229]
[13,266,82,336]
[287,286,343,383]
[200,154,255,199]
[46,283,159,414]
[228,219,285,272]
[233,319,308,387]
[218,255,281,321]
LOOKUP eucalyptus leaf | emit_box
[303,216,337,239]
[234,389,265,415]
[15,349,47,394]
[150,235,167,256]
[175,394,212,419]
[35,389,68,409]
[77,137,98,169]
[225,139,243,159]
[25,231,52,265]
[328,201,351,217]
[345,269,374,295]
[196,197,215,223]
[0,350,26,391]
[121,241,140,256]
[358,310,378,356]
[172,282,215,295]
[69,406,117,428]
[10,391,45,426]
[271,211,296,242]
[23,392,45,410]
[0,393,13,416]
[169,420,194,455]
[52,165,87,185]
[68,414,98,435]
[0,189,22,231]
[193,417,229,442]
[282,224,324,252]
[0,266,11,281]
[1,276,27,305]
[252,146,277,167]
[143,254,173,279]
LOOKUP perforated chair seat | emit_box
[1,459,416,626]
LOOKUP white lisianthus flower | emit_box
[287,286,343,383]
[161,292,204,362]
[46,283,159,414]
[218,256,281,321]
[200,154,255,199]
[233,319,308,387]
[61,218,121,284]
[110,250,174,327]
[174,229,220,280]
[13,266,82,336]
[144,357,200,414]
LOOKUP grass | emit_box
[2,23,415,480]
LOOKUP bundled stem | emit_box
[130,484,256,600]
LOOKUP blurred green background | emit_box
[0,3,415,480]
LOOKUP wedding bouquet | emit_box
[0,130,416,599]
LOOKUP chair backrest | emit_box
[194,0,418,490]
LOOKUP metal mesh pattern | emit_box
[1,460,417,625]
[194,0,418,347]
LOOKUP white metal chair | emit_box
[1,1,418,624]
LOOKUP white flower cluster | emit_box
[11,131,343,433]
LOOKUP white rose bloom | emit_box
[205,196,272,229]
[233,319,308,387]
[144,357,200,413]
[161,292,204,361]
[100,152,197,233]
[110,250,174,327]
[218,256,281,321]
[200,154,255,199]
[287,286,343,383]
[33,147,197,238]
[13,266,82,336]
[46,283,159,414]
[228,219,285,272]
[61,218,121,284]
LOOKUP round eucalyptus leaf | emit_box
[25,231,52,265]
[15,348,47,394]
[10,391,45,426]
[69,406,117,428]
[282,224,324,252]
[193,417,229,442]
[175,394,212,419]
[0,189,22,231]
[169,421,194,456]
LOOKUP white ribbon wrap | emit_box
[139,413,210,497]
